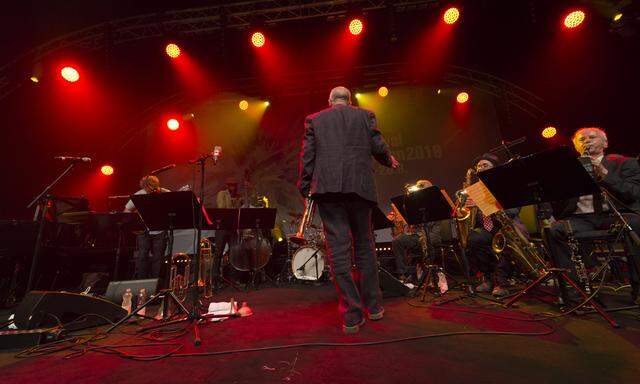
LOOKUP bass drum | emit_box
[291,246,327,281]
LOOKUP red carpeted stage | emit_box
[2,283,640,383]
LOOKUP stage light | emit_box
[443,7,460,24]
[564,10,585,29]
[355,93,362,99]
[251,32,265,48]
[437,89,442,94]
[60,66,79,82]
[264,101,270,107]
[165,43,181,58]
[348,18,364,35]
[101,165,114,176]
[167,118,180,130]
[239,100,249,111]
[456,92,469,104]
[613,13,623,22]
[542,126,557,139]
[378,86,389,97]
[30,76,39,83]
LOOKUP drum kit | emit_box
[285,206,329,282]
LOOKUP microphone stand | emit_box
[26,161,79,292]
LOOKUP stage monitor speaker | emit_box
[104,278,159,304]
[379,267,411,298]
[14,291,127,331]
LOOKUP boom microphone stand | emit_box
[26,160,85,292]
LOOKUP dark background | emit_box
[0,0,638,219]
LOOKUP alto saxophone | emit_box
[491,211,547,279]
[454,168,477,249]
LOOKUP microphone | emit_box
[55,156,91,163]
[150,163,176,175]
[213,146,222,164]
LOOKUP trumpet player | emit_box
[464,153,526,297]
[298,86,399,334]
[547,127,640,305]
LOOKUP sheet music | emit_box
[465,181,503,216]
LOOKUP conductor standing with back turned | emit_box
[298,86,399,334]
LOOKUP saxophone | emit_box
[491,211,547,279]
[454,168,478,249]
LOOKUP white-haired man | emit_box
[298,86,399,334]
[548,127,640,304]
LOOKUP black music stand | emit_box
[478,146,619,328]
[106,192,237,341]
[238,208,277,289]
[205,208,241,291]
[372,206,394,230]
[391,187,472,300]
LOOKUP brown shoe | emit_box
[342,318,365,334]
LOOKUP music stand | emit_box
[478,146,619,328]
[372,206,394,230]
[205,208,241,291]
[238,208,277,289]
[390,187,472,300]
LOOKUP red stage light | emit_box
[443,7,460,24]
[542,126,557,139]
[101,165,114,176]
[167,118,180,130]
[60,66,79,82]
[165,43,181,58]
[456,92,469,104]
[251,32,266,48]
[348,18,364,35]
[564,10,585,29]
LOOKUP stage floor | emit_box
[2,283,640,383]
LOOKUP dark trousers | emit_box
[135,232,167,279]
[467,228,512,285]
[392,233,422,277]
[547,213,640,296]
[316,194,382,327]
[213,230,237,278]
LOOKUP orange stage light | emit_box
[443,7,460,25]
[101,165,114,176]
[251,32,266,48]
[564,10,585,29]
[348,18,364,35]
[456,92,469,104]
[165,43,181,58]
[542,126,557,139]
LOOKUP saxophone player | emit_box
[464,153,527,297]
[547,127,640,305]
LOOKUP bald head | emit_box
[328,86,351,106]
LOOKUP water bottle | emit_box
[437,271,448,294]
[122,288,132,314]
[137,288,147,317]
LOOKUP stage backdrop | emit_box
[145,86,501,245]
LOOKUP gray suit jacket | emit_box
[298,104,393,203]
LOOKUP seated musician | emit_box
[465,153,527,297]
[548,127,640,304]
[388,179,442,283]
[124,175,171,279]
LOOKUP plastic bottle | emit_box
[437,271,448,294]
[137,288,147,317]
[122,288,132,314]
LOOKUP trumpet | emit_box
[290,198,315,245]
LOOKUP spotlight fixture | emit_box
[443,7,460,24]
[613,13,623,22]
[348,18,364,35]
[29,76,39,83]
[251,32,266,48]
[60,66,80,82]
[101,165,114,176]
[541,126,557,139]
[456,92,469,104]
[378,86,389,97]
[355,93,362,99]
[264,101,270,107]
[165,43,181,58]
[564,10,586,29]
[239,100,249,110]
[167,118,180,131]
